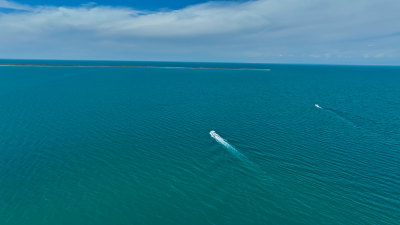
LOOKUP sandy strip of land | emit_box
[0,64,270,71]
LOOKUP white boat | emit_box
[209,130,219,138]
[315,104,322,109]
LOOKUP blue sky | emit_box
[0,0,399,64]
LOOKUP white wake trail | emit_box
[210,130,247,160]
[315,104,358,128]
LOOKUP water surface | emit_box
[0,61,399,224]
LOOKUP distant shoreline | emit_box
[0,64,270,71]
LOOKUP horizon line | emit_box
[0,58,399,67]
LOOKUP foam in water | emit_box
[210,130,247,160]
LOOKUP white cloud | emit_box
[0,0,399,64]
[0,0,30,10]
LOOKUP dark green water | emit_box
[0,61,399,224]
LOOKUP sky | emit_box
[0,0,399,65]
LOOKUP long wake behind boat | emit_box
[209,130,247,160]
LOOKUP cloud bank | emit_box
[0,0,30,10]
[0,0,399,64]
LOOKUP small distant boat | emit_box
[210,130,219,138]
[315,104,322,109]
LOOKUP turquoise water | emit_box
[0,61,399,224]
